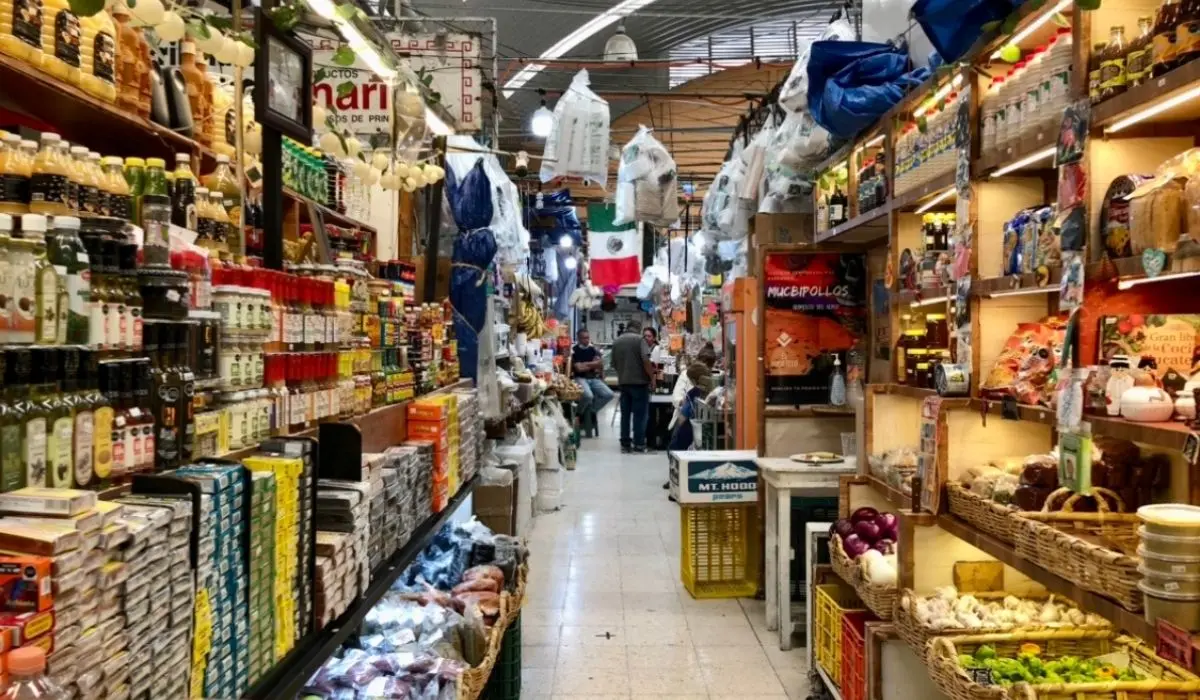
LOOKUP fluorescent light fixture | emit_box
[990,0,1072,58]
[863,133,885,149]
[985,285,1057,299]
[914,74,964,118]
[990,146,1056,177]
[1106,83,1200,133]
[914,187,956,214]
[426,108,453,135]
[911,294,950,307]
[1117,270,1200,290]
[502,0,659,97]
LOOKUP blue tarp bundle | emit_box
[912,0,1022,63]
[447,161,498,381]
[806,40,930,141]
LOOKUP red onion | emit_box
[851,507,880,524]
[854,520,881,543]
[842,534,870,558]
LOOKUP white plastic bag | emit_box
[701,158,747,241]
[541,70,611,188]
[778,18,856,113]
[614,126,680,227]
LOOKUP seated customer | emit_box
[570,329,613,429]
[665,363,715,500]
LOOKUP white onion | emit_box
[233,41,255,68]
[312,105,328,133]
[371,151,389,170]
[351,161,370,179]
[403,176,418,192]
[345,137,362,158]
[243,126,262,155]
[195,28,226,55]
[393,162,410,179]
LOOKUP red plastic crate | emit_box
[840,610,872,700]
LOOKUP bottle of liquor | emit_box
[1152,0,1183,78]
[829,187,848,227]
[85,350,113,485]
[146,322,178,470]
[45,348,75,488]
[0,350,30,492]
[118,243,143,353]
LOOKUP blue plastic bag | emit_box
[446,161,498,381]
[806,40,929,140]
[911,0,1021,63]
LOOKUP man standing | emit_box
[611,319,655,453]
[570,329,614,428]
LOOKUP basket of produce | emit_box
[830,507,900,620]
[948,459,1027,543]
[868,447,918,497]
[894,586,1109,655]
[1012,487,1142,612]
[457,592,513,700]
[549,375,583,401]
[927,629,1200,700]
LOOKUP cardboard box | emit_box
[668,450,759,504]
[753,213,814,245]
[473,483,514,535]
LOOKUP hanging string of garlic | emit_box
[103,0,256,67]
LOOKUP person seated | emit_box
[570,329,613,435]
[665,362,715,500]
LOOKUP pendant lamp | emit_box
[603,23,637,61]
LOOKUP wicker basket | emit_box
[926,629,1200,700]
[458,565,529,700]
[830,535,896,620]
[894,589,1108,655]
[1011,488,1142,612]
[946,482,1019,544]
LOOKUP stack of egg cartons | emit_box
[174,464,249,700]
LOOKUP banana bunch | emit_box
[515,301,548,337]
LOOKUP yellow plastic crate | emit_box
[814,582,866,683]
[680,503,758,599]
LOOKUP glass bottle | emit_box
[118,242,141,353]
[124,156,145,226]
[287,354,306,432]
[47,214,89,344]
[97,360,121,483]
[45,348,74,488]
[71,348,97,489]
[1099,26,1129,100]
[21,347,53,488]
[1153,0,1184,78]
[145,322,177,469]
[81,234,109,353]
[1127,17,1155,87]
[0,134,29,215]
[0,0,43,65]
[129,358,152,474]
[19,214,59,345]
[203,154,241,247]
[0,216,11,345]
[208,188,229,258]
[61,144,79,214]
[86,151,103,215]
[173,322,194,462]
[102,239,123,356]
[103,361,129,480]
[0,349,29,492]
[141,157,170,246]
[171,152,196,230]
[29,133,68,216]
[2,645,66,700]
[101,156,131,221]
[79,8,117,103]
[194,185,213,251]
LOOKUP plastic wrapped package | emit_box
[761,111,823,213]
[806,40,931,140]
[446,161,498,381]
[540,70,611,187]
[614,126,680,227]
[700,158,748,240]
[778,17,857,112]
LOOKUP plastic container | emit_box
[1140,580,1200,631]
[1140,563,1200,595]
[681,502,758,600]
[1139,504,1200,538]
[3,646,66,700]
[841,609,872,700]
[814,581,866,684]
[1139,526,1200,557]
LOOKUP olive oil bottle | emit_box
[72,348,98,489]
[0,349,27,492]
[21,347,53,488]
[90,351,113,484]
[46,347,75,488]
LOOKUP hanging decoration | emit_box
[587,203,643,289]
[540,70,611,187]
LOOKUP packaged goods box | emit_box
[668,450,759,504]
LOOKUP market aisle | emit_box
[521,406,813,699]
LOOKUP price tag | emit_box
[969,667,994,685]
[1157,619,1195,670]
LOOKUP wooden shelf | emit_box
[872,383,941,401]
[972,268,1061,298]
[891,172,957,213]
[284,187,379,235]
[894,285,951,306]
[1092,59,1200,134]
[965,397,1192,451]
[764,404,857,418]
[935,514,1162,649]
[867,474,912,510]
[815,204,890,244]
[974,130,1057,176]
[0,52,213,164]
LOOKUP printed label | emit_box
[1126,48,1149,82]
[110,426,125,476]
[141,426,154,470]
[30,173,68,207]
[93,32,115,83]
[127,420,140,472]
[284,312,302,345]
[0,425,23,492]
[66,178,78,213]
[79,183,99,214]
[24,417,46,488]
[107,300,123,350]
[0,173,29,205]
[89,298,106,348]
[92,406,112,480]
[37,268,57,343]
[1099,58,1126,89]
[49,416,72,488]
[1154,31,1178,67]
[66,269,89,344]
[53,9,81,67]
[131,307,142,349]
[121,304,135,350]
[108,193,131,221]
[12,0,42,47]
[73,410,93,487]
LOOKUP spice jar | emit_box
[138,266,189,319]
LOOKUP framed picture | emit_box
[254,8,312,142]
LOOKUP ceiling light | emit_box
[502,0,659,96]
[1106,83,1200,133]
[564,256,578,270]
[990,146,1056,177]
[1117,270,1200,290]
[426,108,454,135]
[914,187,956,214]
[603,23,638,61]
[531,102,555,138]
[991,0,1072,58]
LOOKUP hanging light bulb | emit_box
[564,256,578,271]
[515,150,530,177]
[559,234,573,249]
[603,23,637,62]
[530,89,554,138]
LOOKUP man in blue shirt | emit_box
[571,329,614,429]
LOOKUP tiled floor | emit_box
[522,407,813,699]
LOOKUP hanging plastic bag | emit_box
[911,0,1021,64]
[778,17,856,113]
[446,162,498,381]
[806,40,930,140]
[614,126,680,227]
[541,70,611,188]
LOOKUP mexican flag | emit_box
[588,203,642,288]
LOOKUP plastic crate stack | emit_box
[454,390,481,484]
[112,497,195,700]
[174,464,250,700]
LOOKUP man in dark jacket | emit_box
[610,319,655,453]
